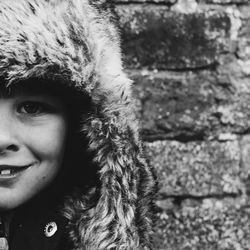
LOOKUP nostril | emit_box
[6,144,19,152]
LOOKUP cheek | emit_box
[24,117,68,164]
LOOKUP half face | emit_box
[0,83,68,210]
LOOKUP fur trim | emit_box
[0,0,156,249]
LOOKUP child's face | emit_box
[0,84,68,210]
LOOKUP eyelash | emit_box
[17,101,52,115]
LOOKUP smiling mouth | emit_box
[0,165,31,176]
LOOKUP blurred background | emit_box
[113,0,250,249]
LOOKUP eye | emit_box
[18,101,51,115]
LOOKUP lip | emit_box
[0,164,33,181]
[0,164,32,171]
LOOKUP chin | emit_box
[0,192,34,211]
[0,201,18,211]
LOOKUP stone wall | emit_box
[114,0,250,249]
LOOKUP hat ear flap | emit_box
[71,75,156,249]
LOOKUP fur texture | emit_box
[0,0,156,249]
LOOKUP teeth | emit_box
[0,169,11,175]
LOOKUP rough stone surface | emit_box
[115,0,176,3]
[113,1,250,249]
[240,135,250,196]
[154,197,250,249]
[199,0,250,3]
[240,6,250,20]
[115,0,250,5]
[172,0,199,13]
[131,71,250,141]
[116,5,231,69]
[145,140,242,196]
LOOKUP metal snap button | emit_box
[44,222,57,237]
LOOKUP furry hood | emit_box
[0,0,156,249]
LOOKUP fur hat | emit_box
[0,0,156,249]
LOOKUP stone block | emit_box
[132,71,250,140]
[200,0,249,3]
[154,197,250,249]
[114,0,176,3]
[145,140,241,196]
[240,135,250,196]
[116,5,231,69]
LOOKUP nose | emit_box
[0,139,19,154]
[0,116,19,155]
